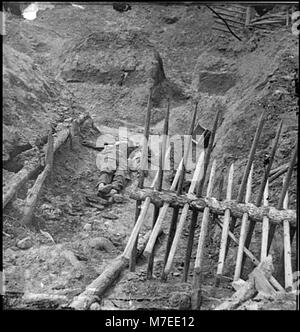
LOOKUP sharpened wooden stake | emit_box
[215,219,285,292]
[242,121,282,272]
[267,141,298,254]
[261,180,269,261]
[147,100,170,279]
[191,160,217,309]
[144,103,198,259]
[130,90,152,271]
[215,163,234,287]
[22,127,54,225]
[182,109,220,282]
[283,188,293,292]
[162,151,205,278]
[234,164,253,281]
[226,109,266,256]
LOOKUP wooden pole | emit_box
[162,151,205,278]
[191,160,217,309]
[215,163,234,287]
[3,114,91,209]
[215,219,285,292]
[245,6,252,26]
[267,141,298,254]
[283,189,293,291]
[260,180,269,261]
[147,100,170,279]
[242,120,282,273]
[22,129,54,225]
[234,164,253,281]
[182,109,220,282]
[226,109,266,254]
[130,89,152,271]
[131,189,296,228]
[122,153,171,261]
[143,103,198,258]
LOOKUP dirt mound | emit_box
[57,29,186,126]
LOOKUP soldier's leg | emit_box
[97,171,114,196]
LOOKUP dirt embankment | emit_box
[2,4,298,310]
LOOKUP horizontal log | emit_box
[3,114,91,209]
[130,188,296,227]
[69,229,163,310]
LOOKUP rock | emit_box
[17,237,33,250]
[90,302,101,310]
[102,212,118,220]
[83,223,92,231]
[89,237,115,253]
[169,292,191,309]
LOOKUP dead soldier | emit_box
[95,138,146,203]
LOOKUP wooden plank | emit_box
[214,18,245,30]
[234,164,253,281]
[212,26,232,34]
[213,14,245,26]
[213,6,246,15]
[213,11,245,22]
[261,180,269,261]
[215,163,234,287]
[283,190,293,292]
[191,160,217,309]
[130,89,152,271]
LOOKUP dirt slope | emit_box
[2,4,298,310]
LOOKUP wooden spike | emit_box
[242,120,282,274]
[191,161,217,309]
[226,109,266,258]
[260,180,269,261]
[283,189,293,291]
[147,101,170,279]
[234,164,253,281]
[215,219,285,292]
[130,90,152,271]
[267,141,298,254]
[215,163,234,287]
[143,103,198,258]
[162,151,206,277]
[182,109,220,282]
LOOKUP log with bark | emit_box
[215,256,278,310]
[3,114,91,209]
[130,188,296,227]
[69,229,163,310]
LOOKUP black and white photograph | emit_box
[2,1,299,315]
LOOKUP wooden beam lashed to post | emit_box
[144,103,198,260]
[261,180,270,261]
[233,164,253,281]
[267,141,298,254]
[130,89,152,272]
[182,109,221,282]
[215,163,234,287]
[283,189,293,292]
[147,100,170,279]
[191,160,217,309]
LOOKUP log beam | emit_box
[130,188,296,227]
